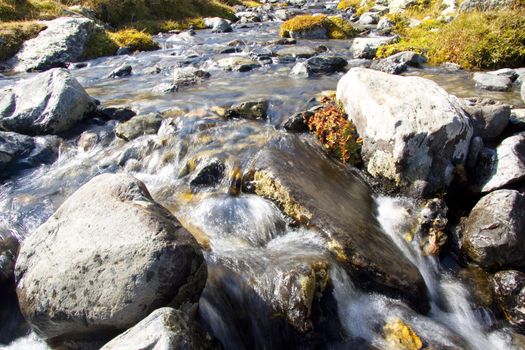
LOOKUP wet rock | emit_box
[463,190,525,269]
[466,136,483,169]
[116,47,132,56]
[416,198,448,256]
[173,66,210,87]
[190,160,226,190]
[11,17,96,72]
[0,68,96,135]
[204,17,232,33]
[275,46,316,59]
[217,56,261,72]
[337,68,473,197]
[370,51,427,75]
[460,97,510,142]
[15,174,206,343]
[115,113,163,141]
[245,135,429,312]
[351,36,397,59]
[100,308,216,350]
[286,27,328,40]
[291,56,348,77]
[143,65,162,75]
[357,12,379,25]
[152,82,178,94]
[283,111,314,132]
[383,319,423,350]
[99,107,136,122]
[473,72,512,91]
[225,100,269,120]
[492,270,525,329]
[77,132,98,152]
[460,0,515,12]
[109,64,132,78]
[0,132,35,172]
[458,266,494,309]
[510,109,525,133]
[472,133,525,193]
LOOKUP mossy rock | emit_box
[0,21,46,62]
[279,14,357,39]
[109,29,159,51]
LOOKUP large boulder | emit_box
[11,17,96,72]
[0,68,96,135]
[244,135,429,312]
[492,270,525,330]
[472,132,525,193]
[15,174,207,344]
[460,98,510,142]
[462,190,525,269]
[336,68,473,197]
[101,308,216,350]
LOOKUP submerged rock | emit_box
[460,97,510,142]
[217,56,261,72]
[472,132,525,193]
[0,68,96,135]
[101,308,216,350]
[245,135,429,312]
[109,64,132,78]
[291,56,348,77]
[492,270,525,330]
[275,46,316,59]
[173,66,210,87]
[15,174,206,344]
[11,17,96,72]
[115,113,163,141]
[463,190,525,269]
[336,68,472,197]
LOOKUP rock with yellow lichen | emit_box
[384,318,423,350]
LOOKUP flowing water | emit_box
[1,3,524,349]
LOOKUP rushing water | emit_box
[1,3,524,349]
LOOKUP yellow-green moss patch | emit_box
[109,29,159,51]
[280,14,357,39]
[82,29,118,59]
[0,21,46,61]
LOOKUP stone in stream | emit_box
[351,36,397,59]
[225,100,269,120]
[190,159,226,191]
[492,270,525,330]
[522,81,525,103]
[109,64,132,78]
[275,46,316,59]
[283,111,314,132]
[15,174,207,344]
[337,68,473,197]
[369,51,427,74]
[173,66,210,87]
[462,190,525,269]
[204,17,233,33]
[100,308,216,350]
[471,132,525,193]
[0,68,97,135]
[10,17,96,72]
[460,97,510,142]
[115,113,163,141]
[473,72,512,91]
[291,56,348,77]
[216,56,261,72]
[0,131,35,172]
[244,135,429,312]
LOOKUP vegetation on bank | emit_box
[0,21,46,61]
[280,14,357,39]
[307,102,362,165]
[377,9,525,69]
[337,0,374,16]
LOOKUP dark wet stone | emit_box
[244,135,429,312]
[283,111,314,132]
[0,131,35,172]
[109,64,132,78]
[115,113,163,141]
[116,47,132,56]
[492,270,525,329]
[460,97,510,142]
[190,160,226,190]
[225,100,269,120]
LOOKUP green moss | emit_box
[0,0,63,21]
[280,14,357,39]
[337,0,361,10]
[0,21,46,61]
[378,10,525,69]
[82,29,118,59]
[109,28,159,51]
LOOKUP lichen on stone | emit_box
[383,318,423,350]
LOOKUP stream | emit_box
[1,2,525,349]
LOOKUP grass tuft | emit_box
[280,14,357,39]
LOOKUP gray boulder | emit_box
[370,51,426,74]
[204,17,232,33]
[245,135,429,312]
[217,56,261,72]
[11,17,96,72]
[173,66,210,87]
[101,308,216,350]
[463,190,525,269]
[460,0,515,11]
[492,270,525,330]
[351,36,397,59]
[0,132,35,172]
[0,68,96,135]
[225,100,269,120]
[337,68,473,197]
[15,174,206,343]
[460,97,510,141]
[291,56,348,77]
[115,113,163,141]
[473,72,512,91]
[472,133,525,193]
